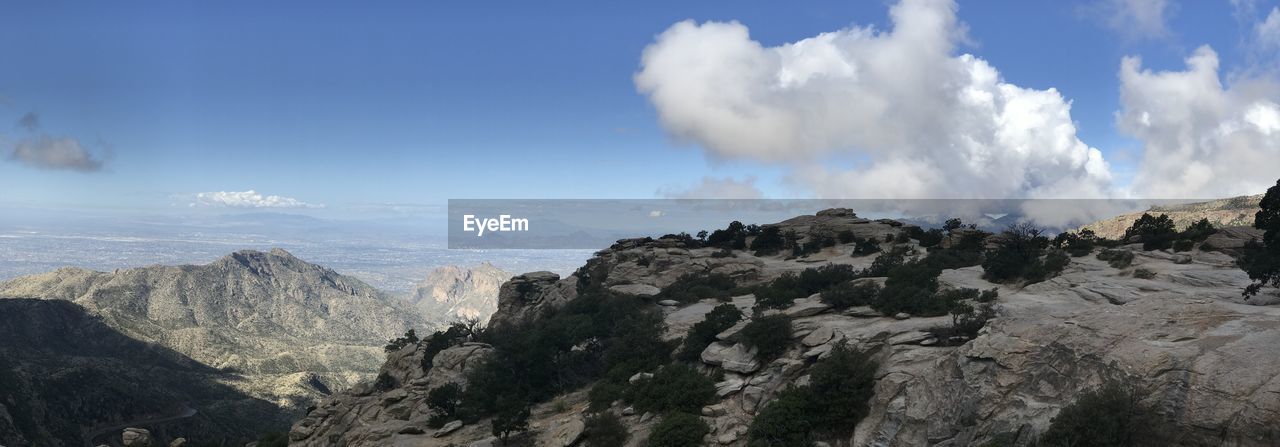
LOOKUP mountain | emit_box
[1080,194,1263,239]
[0,248,429,412]
[0,299,282,446]
[408,263,512,323]
[289,208,1280,447]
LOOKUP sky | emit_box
[2,0,1279,219]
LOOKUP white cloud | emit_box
[648,210,665,218]
[192,190,324,209]
[1119,46,1280,198]
[1255,7,1280,53]
[660,176,765,199]
[636,0,1113,200]
[1094,0,1174,40]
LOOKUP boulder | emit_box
[542,416,585,447]
[628,372,654,384]
[609,283,661,296]
[122,428,151,447]
[169,439,187,447]
[432,420,463,437]
[701,342,761,373]
[801,326,835,347]
[658,299,680,307]
[784,298,831,317]
[715,320,751,342]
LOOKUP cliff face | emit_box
[409,263,512,324]
[289,210,1280,447]
[0,299,282,446]
[0,248,429,411]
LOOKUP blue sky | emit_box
[1,0,1277,217]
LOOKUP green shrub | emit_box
[1181,218,1218,241]
[1172,239,1194,252]
[373,371,396,391]
[837,230,857,244]
[587,381,624,412]
[659,273,737,303]
[1025,249,1070,283]
[741,315,793,361]
[982,223,1050,283]
[852,238,882,256]
[678,304,743,361]
[625,363,716,414]
[1133,268,1157,279]
[922,244,984,270]
[648,412,709,447]
[1125,213,1177,251]
[751,226,786,256]
[819,280,881,310]
[582,412,629,447]
[864,245,911,277]
[1037,383,1167,447]
[1097,249,1134,269]
[754,264,861,309]
[384,329,419,352]
[929,302,998,345]
[426,383,465,427]
[1054,229,1097,257]
[255,432,288,447]
[917,228,945,248]
[748,345,878,445]
[872,260,945,316]
[491,400,530,443]
[747,386,815,447]
[707,220,749,250]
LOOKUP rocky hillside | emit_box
[409,263,512,324]
[0,248,429,412]
[1081,194,1263,239]
[287,209,1280,446]
[0,299,282,446]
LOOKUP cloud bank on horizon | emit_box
[637,0,1280,201]
[191,190,324,209]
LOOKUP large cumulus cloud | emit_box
[1120,46,1280,198]
[635,0,1113,200]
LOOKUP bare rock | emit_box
[610,283,661,296]
[542,416,585,447]
[701,342,761,373]
[432,420,463,437]
[122,428,152,447]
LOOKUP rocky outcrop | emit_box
[1081,195,1263,239]
[0,249,430,415]
[409,263,512,324]
[287,208,1280,446]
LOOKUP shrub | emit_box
[587,381,624,412]
[820,280,881,310]
[751,226,785,256]
[648,412,709,447]
[426,383,465,427]
[1037,383,1167,447]
[864,245,911,277]
[922,244,984,270]
[255,433,288,447]
[1133,268,1157,279]
[582,412,628,447]
[805,345,877,433]
[872,260,945,316]
[852,238,882,256]
[385,329,419,352]
[1181,218,1218,242]
[1025,249,1070,283]
[659,273,737,304]
[754,264,861,309]
[1097,249,1134,269]
[929,302,998,346]
[1125,213,1177,250]
[491,400,530,443]
[373,371,396,391]
[1054,229,1097,257]
[895,231,913,243]
[943,218,964,232]
[678,304,744,361]
[982,223,1050,283]
[707,220,749,249]
[837,230,857,244]
[748,345,878,445]
[1243,178,1280,298]
[1172,239,1194,252]
[625,363,716,414]
[917,228,945,248]
[977,288,999,303]
[747,386,815,447]
[741,315,793,361]
[421,321,482,372]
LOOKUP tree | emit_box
[1124,213,1176,250]
[1243,179,1280,297]
[490,398,530,443]
[582,412,628,447]
[943,218,964,232]
[426,383,465,427]
[741,315,793,360]
[696,230,708,242]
